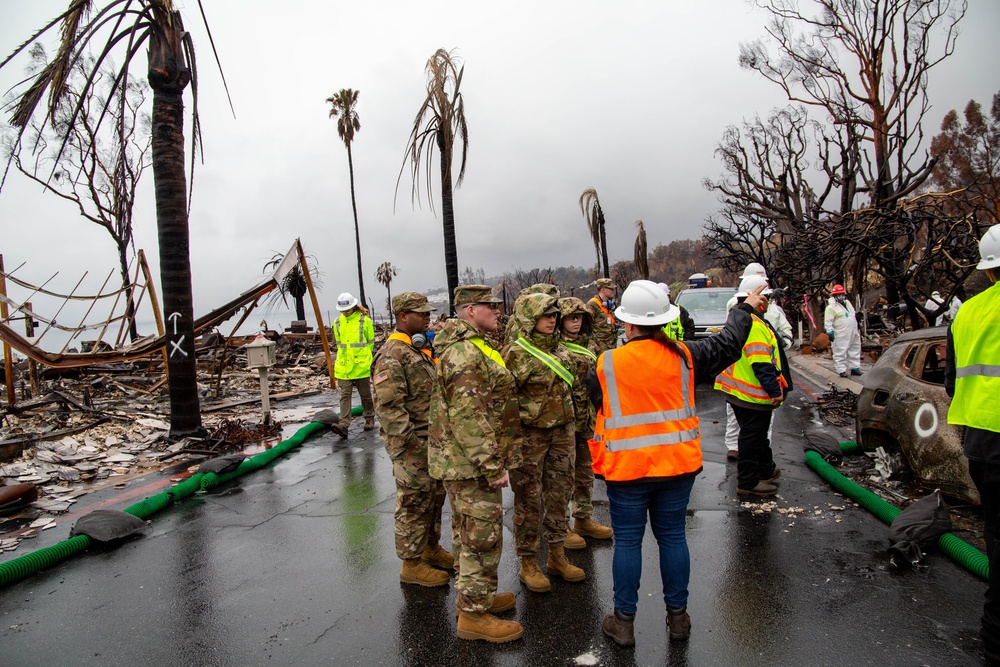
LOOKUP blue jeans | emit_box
[606,476,696,615]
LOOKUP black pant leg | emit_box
[970,460,1000,656]
[734,406,772,490]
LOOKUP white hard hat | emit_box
[615,280,680,326]
[657,282,671,296]
[736,274,773,298]
[336,292,358,311]
[741,262,768,279]
[978,225,1000,270]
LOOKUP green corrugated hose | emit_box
[0,407,362,588]
[805,446,989,581]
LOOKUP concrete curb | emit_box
[786,349,865,393]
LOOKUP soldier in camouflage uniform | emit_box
[502,283,560,345]
[587,277,618,353]
[503,292,585,592]
[372,292,453,588]
[557,297,614,551]
[429,285,524,643]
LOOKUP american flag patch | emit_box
[373,372,389,385]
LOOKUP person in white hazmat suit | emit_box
[723,263,792,459]
[928,290,962,326]
[824,284,862,377]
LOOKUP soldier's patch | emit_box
[373,371,389,385]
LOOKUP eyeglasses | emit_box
[471,302,500,311]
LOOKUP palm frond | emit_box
[579,187,603,269]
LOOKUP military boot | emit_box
[518,556,551,592]
[563,531,587,550]
[546,542,586,582]
[363,417,376,431]
[400,558,449,587]
[574,517,614,540]
[421,544,455,570]
[455,591,516,616]
[456,609,524,643]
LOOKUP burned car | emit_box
[856,326,979,504]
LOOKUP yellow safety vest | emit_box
[662,316,684,341]
[947,282,1000,432]
[714,315,783,404]
[512,338,574,386]
[333,311,374,379]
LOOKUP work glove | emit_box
[827,331,835,341]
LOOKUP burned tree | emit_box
[3,47,151,342]
[706,0,970,329]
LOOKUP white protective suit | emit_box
[824,296,861,374]
[725,296,793,349]
[928,291,963,326]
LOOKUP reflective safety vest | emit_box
[562,341,598,362]
[513,337,574,386]
[662,316,684,341]
[947,281,1000,433]
[590,297,613,325]
[714,315,785,404]
[590,339,701,482]
[333,311,374,379]
[471,337,506,368]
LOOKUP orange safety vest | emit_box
[590,297,613,325]
[589,339,702,482]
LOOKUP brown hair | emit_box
[632,324,691,369]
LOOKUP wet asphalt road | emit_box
[0,377,988,666]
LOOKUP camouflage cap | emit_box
[392,291,435,314]
[454,284,501,306]
[557,296,590,318]
[596,278,614,290]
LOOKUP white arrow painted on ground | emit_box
[169,335,188,358]
[168,312,182,335]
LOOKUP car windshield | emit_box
[676,290,734,312]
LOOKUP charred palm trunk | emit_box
[347,144,367,308]
[148,17,202,437]
[598,209,609,279]
[117,244,139,342]
[438,132,459,315]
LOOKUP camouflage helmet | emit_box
[517,282,560,299]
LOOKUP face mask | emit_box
[835,295,847,304]
[411,331,431,349]
[605,299,616,309]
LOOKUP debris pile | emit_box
[815,385,858,427]
[0,332,337,553]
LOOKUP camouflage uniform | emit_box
[429,286,522,613]
[502,283,560,345]
[503,293,577,555]
[558,297,600,521]
[587,278,617,353]
[372,294,445,562]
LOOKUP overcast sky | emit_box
[1,0,998,335]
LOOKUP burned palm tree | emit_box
[398,48,469,315]
[1,1,230,437]
[375,261,398,318]
[326,88,368,309]
[580,188,609,278]
[634,220,649,280]
[263,252,322,322]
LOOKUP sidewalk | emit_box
[785,345,866,393]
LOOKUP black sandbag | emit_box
[887,489,953,569]
[70,509,147,542]
[803,431,843,464]
[197,454,247,475]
